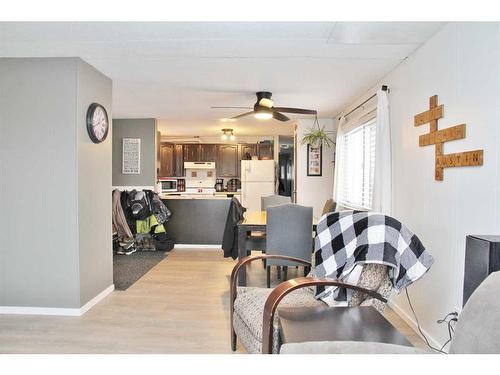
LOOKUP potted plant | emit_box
[301,116,335,148]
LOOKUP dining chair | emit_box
[261,195,292,210]
[257,195,293,271]
[321,198,337,216]
[265,204,313,287]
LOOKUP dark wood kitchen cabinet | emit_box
[159,143,175,177]
[218,144,239,177]
[257,143,274,160]
[239,144,257,160]
[200,144,217,162]
[183,144,199,162]
[158,142,273,178]
[174,144,184,177]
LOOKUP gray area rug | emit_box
[113,251,167,291]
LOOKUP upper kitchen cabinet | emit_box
[159,143,175,177]
[200,144,217,162]
[257,143,274,160]
[174,144,184,177]
[183,144,199,162]
[218,144,239,177]
[239,143,257,160]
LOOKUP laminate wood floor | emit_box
[0,248,425,353]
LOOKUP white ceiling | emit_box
[0,22,445,136]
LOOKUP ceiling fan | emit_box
[211,91,317,122]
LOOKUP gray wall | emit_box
[76,59,113,306]
[112,118,157,188]
[0,57,112,309]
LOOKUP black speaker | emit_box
[463,235,500,306]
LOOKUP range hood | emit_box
[184,162,216,170]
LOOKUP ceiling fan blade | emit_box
[272,111,290,122]
[232,111,255,119]
[273,107,317,115]
[211,106,252,109]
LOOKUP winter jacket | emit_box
[222,197,246,259]
[112,189,133,239]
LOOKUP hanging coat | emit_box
[222,197,246,259]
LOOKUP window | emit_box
[337,116,376,210]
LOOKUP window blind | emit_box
[337,117,376,210]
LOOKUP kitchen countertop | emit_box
[160,192,241,200]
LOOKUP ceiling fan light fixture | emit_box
[254,111,273,120]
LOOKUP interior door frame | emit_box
[292,123,298,203]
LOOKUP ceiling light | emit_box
[221,128,235,141]
[254,111,273,120]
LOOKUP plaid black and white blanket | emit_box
[311,210,434,306]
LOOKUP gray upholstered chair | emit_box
[265,204,313,287]
[230,261,392,353]
[247,194,291,261]
[280,271,500,354]
[261,195,292,210]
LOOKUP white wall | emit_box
[337,23,500,348]
[295,118,336,218]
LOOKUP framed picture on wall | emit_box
[122,138,141,174]
[307,144,322,176]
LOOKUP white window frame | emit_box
[337,113,377,211]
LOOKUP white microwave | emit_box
[158,178,184,193]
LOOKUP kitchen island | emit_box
[161,193,241,245]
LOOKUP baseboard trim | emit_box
[0,284,114,317]
[389,300,441,349]
[174,244,221,249]
[79,284,115,315]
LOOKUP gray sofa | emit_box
[281,271,500,354]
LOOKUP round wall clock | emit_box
[86,102,109,143]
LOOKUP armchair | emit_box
[230,254,392,353]
[280,271,500,354]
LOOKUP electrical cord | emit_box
[438,316,457,351]
[405,288,448,354]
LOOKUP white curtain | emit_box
[332,116,345,203]
[372,89,392,214]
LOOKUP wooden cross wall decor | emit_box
[414,95,483,181]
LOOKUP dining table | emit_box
[237,210,318,286]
